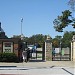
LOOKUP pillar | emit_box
[71,35,75,61]
[45,35,52,61]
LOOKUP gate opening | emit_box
[22,42,45,62]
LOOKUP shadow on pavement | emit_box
[29,59,45,62]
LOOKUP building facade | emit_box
[0,22,22,61]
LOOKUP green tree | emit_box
[27,34,47,47]
[62,31,75,48]
[11,35,21,38]
[53,10,75,32]
[52,35,62,48]
[52,38,59,48]
[52,31,75,48]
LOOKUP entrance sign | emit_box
[55,48,60,53]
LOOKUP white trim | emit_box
[45,42,46,61]
[71,42,73,61]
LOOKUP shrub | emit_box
[0,53,19,62]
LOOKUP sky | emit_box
[0,0,74,38]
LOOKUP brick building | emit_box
[0,22,22,61]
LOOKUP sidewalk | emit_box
[0,61,74,68]
[0,61,74,75]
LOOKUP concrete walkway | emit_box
[0,61,74,67]
[0,61,75,75]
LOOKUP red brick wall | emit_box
[0,44,2,52]
[14,44,18,57]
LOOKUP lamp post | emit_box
[21,18,23,40]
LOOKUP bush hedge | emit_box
[0,53,19,62]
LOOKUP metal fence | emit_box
[52,47,71,61]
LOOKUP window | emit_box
[4,49,11,53]
[3,42,13,53]
[5,43,11,47]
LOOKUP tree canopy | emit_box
[53,10,75,32]
[25,34,47,47]
[11,34,48,47]
[52,31,75,48]
[62,31,75,48]
[52,35,62,48]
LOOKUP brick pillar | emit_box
[14,44,18,57]
[45,40,52,61]
[0,43,2,52]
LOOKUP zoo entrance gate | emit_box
[30,48,71,61]
[24,42,71,61]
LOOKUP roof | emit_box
[0,22,4,32]
[0,38,21,44]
